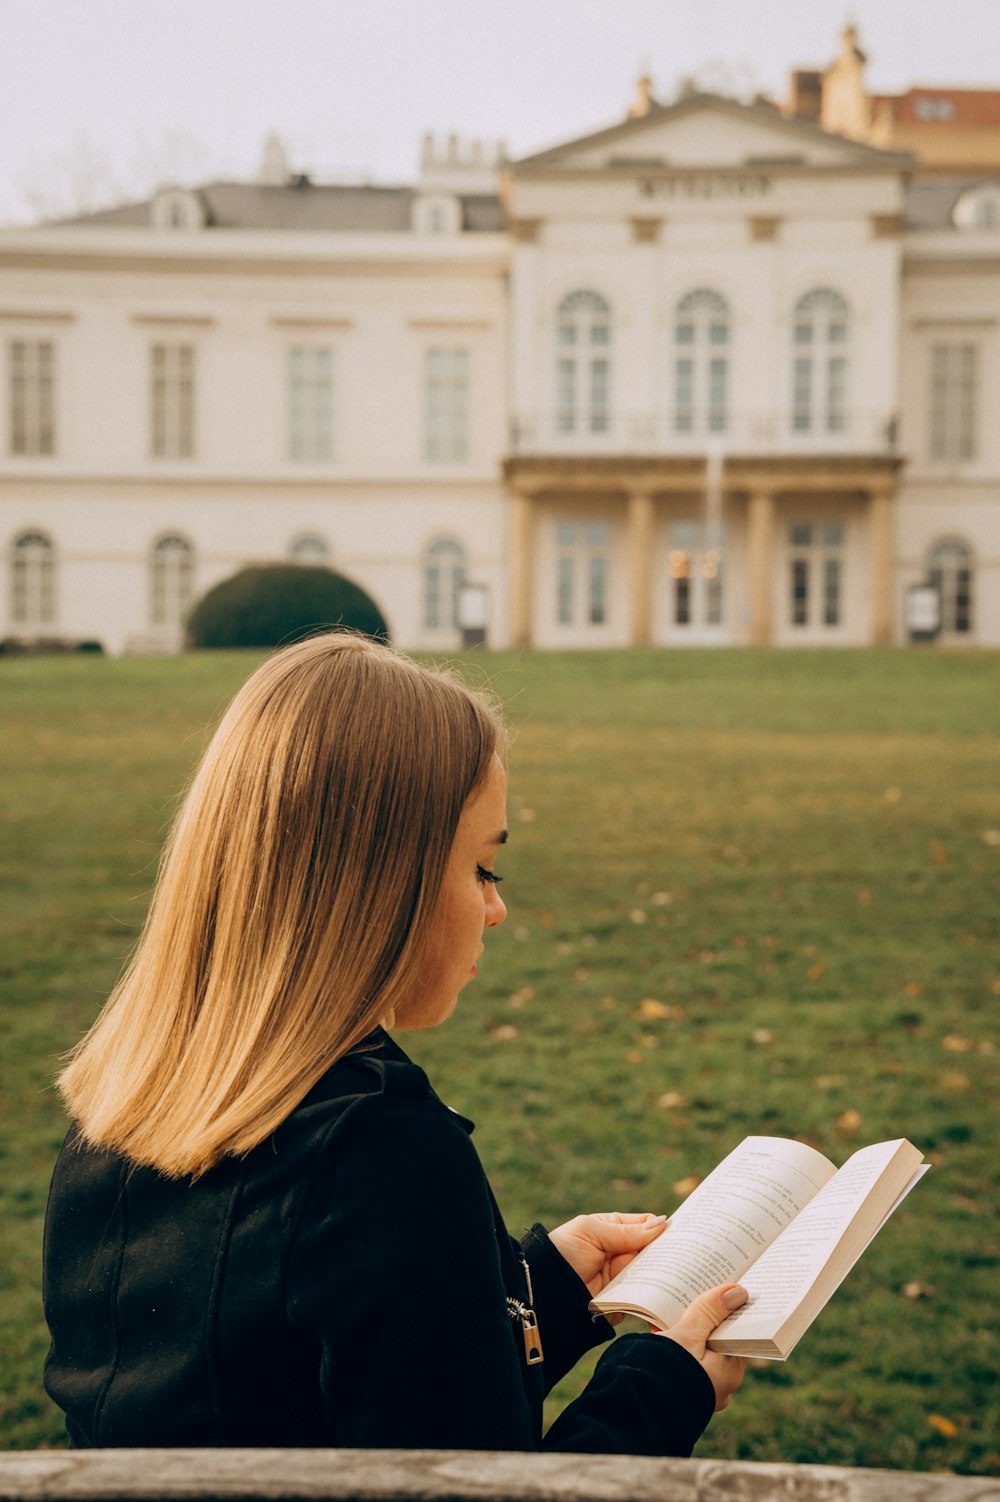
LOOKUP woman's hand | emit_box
[654,1283,749,1412]
[549,1211,668,1307]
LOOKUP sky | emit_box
[4,0,1000,224]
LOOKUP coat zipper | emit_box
[506,1254,544,1365]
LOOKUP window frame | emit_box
[8,338,56,457]
[555,291,612,437]
[672,290,730,437]
[150,341,196,459]
[423,346,471,464]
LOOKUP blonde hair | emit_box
[58,633,504,1178]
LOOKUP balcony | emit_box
[507,407,899,459]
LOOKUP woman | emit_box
[43,633,746,1453]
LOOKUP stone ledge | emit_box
[0,1451,996,1502]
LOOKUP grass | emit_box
[1,647,998,1472]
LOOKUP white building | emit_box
[2,84,998,652]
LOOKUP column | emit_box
[870,486,895,645]
[627,489,655,647]
[747,489,776,645]
[508,488,535,648]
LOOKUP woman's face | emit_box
[394,759,508,1030]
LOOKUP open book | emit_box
[590,1136,927,1359]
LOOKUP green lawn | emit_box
[1,647,998,1472]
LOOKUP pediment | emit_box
[514,94,911,175]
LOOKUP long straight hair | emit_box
[58,634,504,1178]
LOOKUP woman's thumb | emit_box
[674,1283,748,1341]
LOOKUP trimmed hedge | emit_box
[186,565,389,649]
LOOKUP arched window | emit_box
[556,291,611,435]
[791,289,849,434]
[289,533,331,566]
[150,533,194,629]
[927,537,974,635]
[673,290,730,436]
[11,530,56,626]
[424,537,467,631]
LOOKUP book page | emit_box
[592,1136,835,1328]
[711,1139,920,1345]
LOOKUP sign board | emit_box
[905,584,941,641]
[458,583,489,647]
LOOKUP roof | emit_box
[52,181,506,234]
[513,90,914,171]
[874,88,1000,127]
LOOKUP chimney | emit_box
[628,72,655,118]
[787,70,823,122]
[258,133,291,187]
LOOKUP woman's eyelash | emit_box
[477,864,503,885]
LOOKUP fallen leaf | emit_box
[491,1024,518,1042]
[572,967,590,982]
[638,998,670,1020]
[927,1414,958,1439]
[657,1091,687,1109]
[601,996,618,1010]
[836,1108,862,1138]
[625,1050,646,1065]
[508,986,535,1009]
[942,1034,971,1052]
[903,980,923,998]
[981,829,1000,847]
[806,961,828,983]
[814,1074,846,1090]
[930,839,949,866]
[555,941,573,955]
[630,909,648,925]
[672,1174,701,1197]
[640,1034,658,1049]
[538,912,555,929]
[941,1070,970,1091]
[902,1282,934,1299]
[651,890,673,906]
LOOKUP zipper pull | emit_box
[520,1307,544,1365]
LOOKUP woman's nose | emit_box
[485,884,507,927]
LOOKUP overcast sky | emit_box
[4,0,1000,223]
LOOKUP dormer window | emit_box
[412,194,460,236]
[953,184,1000,231]
[151,187,206,231]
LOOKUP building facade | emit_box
[2,76,999,652]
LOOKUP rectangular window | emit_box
[557,554,574,624]
[588,553,607,623]
[823,556,841,626]
[675,358,694,432]
[792,357,812,432]
[555,521,610,628]
[791,558,809,626]
[930,343,977,462]
[590,358,609,433]
[827,356,847,432]
[288,347,333,461]
[151,343,195,458]
[556,357,576,433]
[424,347,470,462]
[9,340,55,455]
[708,357,727,433]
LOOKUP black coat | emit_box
[43,1030,715,1453]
